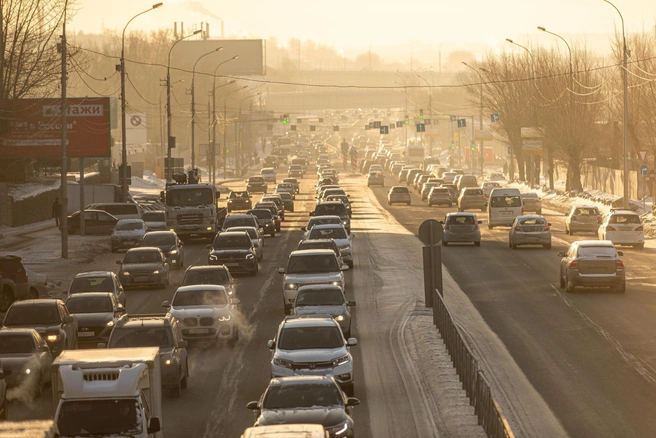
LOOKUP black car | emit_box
[181,265,239,297]
[255,203,281,232]
[67,210,118,235]
[282,178,300,194]
[116,247,170,289]
[247,176,268,194]
[140,231,185,269]
[65,292,125,346]
[311,202,351,234]
[227,191,253,212]
[247,376,359,437]
[207,231,258,276]
[247,209,276,237]
[3,299,78,357]
[221,213,259,232]
[325,195,352,218]
[277,193,295,213]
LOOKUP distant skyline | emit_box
[70,0,656,57]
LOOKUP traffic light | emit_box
[282,114,290,124]
[419,109,424,120]
[404,115,409,125]
[470,145,476,151]
[451,144,456,150]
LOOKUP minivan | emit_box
[457,175,479,192]
[86,202,142,220]
[487,188,523,229]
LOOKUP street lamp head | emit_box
[242,85,249,89]
[462,61,469,66]
[232,55,240,60]
[505,38,514,43]
[217,47,224,51]
[152,2,163,8]
[192,30,202,35]
[537,26,546,32]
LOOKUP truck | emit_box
[0,421,59,438]
[406,144,425,165]
[160,177,225,240]
[66,183,122,214]
[52,347,163,438]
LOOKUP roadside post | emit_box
[418,219,444,318]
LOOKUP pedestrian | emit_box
[503,162,508,175]
[52,197,61,228]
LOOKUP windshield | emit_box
[574,208,599,216]
[142,212,165,222]
[309,227,347,240]
[58,399,142,436]
[5,305,60,325]
[519,218,546,226]
[0,334,35,354]
[490,195,522,208]
[263,384,343,409]
[115,221,143,231]
[224,217,256,229]
[228,227,257,239]
[248,210,272,220]
[67,296,113,314]
[278,326,344,350]
[173,289,228,306]
[464,189,483,196]
[167,187,214,207]
[182,269,229,285]
[142,233,176,246]
[449,216,475,225]
[315,204,346,217]
[609,214,641,224]
[230,191,249,199]
[70,276,113,293]
[287,254,339,274]
[578,247,617,258]
[123,251,161,264]
[109,327,172,348]
[249,177,265,183]
[296,289,345,306]
[213,234,251,249]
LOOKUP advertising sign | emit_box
[0,98,111,158]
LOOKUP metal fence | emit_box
[433,290,515,438]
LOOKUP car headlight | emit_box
[106,320,115,327]
[330,421,349,436]
[169,249,178,255]
[333,354,350,367]
[246,253,255,260]
[273,357,293,368]
[285,283,298,290]
[47,334,60,343]
[24,368,31,375]
[121,271,130,276]
[217,315,231,322]
[164,359,172,365]
[335,315,345,322]
[209,254,218,261]
[331,281,342,288]
[153,270,160,274]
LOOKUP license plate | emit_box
[225,263,239,267]
[500,211,512,216]
[134,276,149,282]
[189,328,209,334]
[620,227,632,231]
[78,331,95,337]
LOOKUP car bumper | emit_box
[569,272,625,287]
[569,222,600,232]
[77,327,113,345]
[261,222,276,233]
[180,321,234,340]
[120,272,166,287]
[460,201,487,210]
[512,233,551,245]
[389,196,411,203]
[605,231,644,244]
[429,197,452,205]
[271,363,354,385]
[444,230,481,242]
[111,238,140,249]
[209,259,257,273]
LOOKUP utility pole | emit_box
[191,47,222,170]
[60,3,69,258]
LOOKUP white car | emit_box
[163,285,241,345]
[598,209,645,249]
[303,224,354,269]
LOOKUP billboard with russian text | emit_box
[0,97,111,159]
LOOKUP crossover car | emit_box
[292,285,355,337]
[275,183,296,200]
[305,224,354,269]
[288,165,304,179]
[140,231,184,268]
[367,171,384,187]
[247,209,277,237]
[221,213,259,232]
[227,191,253,212]
[282,178,300,194]
[255,202,282,232]
[116,247,170,289]
[261,168,277,183]
[225,226,264,262]
[67,271,126,307]
[261,195,286,221]
[565,205,602,235]
[442,212,482,247]
[311,202,350,234]
[267,316,358,396]
[427,187,452,207]
[0,328,53,400]
[387,186,411,206]
[208,231,259,275]
[246,176,268,194]
[458,188,487,212]
[301,216,343,235]
[509,215,552,249]
[558,240,625,293]
[520,192,542,214]
[65,292,125,346]
[324,195,352,218]
[598,209,645,249]
[181,265,239,297]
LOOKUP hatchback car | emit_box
[116,247,170,289]
[297,238,344,265]
[565,205,602,235]
[247,376,360,436]
[267,316,358,396]
[387,186,411,206]
[288,165,304,179]
[225,226,264,261]
[458,188,487,212]
[140,231,184,268]
[68,271,126,307]
[292,285,355,337]
[325,195,352,218]
[367,171,385,187]
[558,240,625,293]
[442,212,481,246]
[110,219,147,252]
[509,215,552,249]
[421,181,442,201]
[301,216,343,235]
[255,202,281,232]
[261,195,286,221]
[427,187,452,207]
[598,210,645,249]
[65,292,125,346]
[207,231,259,275]
[521,192,542,214]
[227,191,253,212]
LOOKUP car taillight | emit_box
[24,273,28,283]
[571,216,577,222]
[481,196,486,200]
[597,217,603,224]
[570,261,579,269]
[636,226,644,231]
[543,224,550,231]
[521,208,524,214]
[616,260,624,269]
[514,225,521,231]
[606,225,616,231]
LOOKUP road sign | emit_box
[396,121,403,128]
[416,124,426,133]
[491,113,500,122]
[639,150,648,162]
[449,115,457,122]
[649,169,656,181]
[640,163,649,176]
[457,119,466,128]
[418,219,443,246]
[380,125,389,135]
[373,121,381,128]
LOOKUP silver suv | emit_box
[558,240,626,293]
[268,315,358,396]
[278,250,348,315]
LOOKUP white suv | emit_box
[598,209,644,249]
[267,315,357,396]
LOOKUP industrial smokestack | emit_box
[221,20,224,38]
[174,22,178,39]
[181,22,184,36]
[206,22,210,39]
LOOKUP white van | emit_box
[487,188,523,229]
[86,202,142,220]
[241,424,328,438]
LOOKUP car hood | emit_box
[73,312,114,326]
[210,249,252,256]
[170,305,231,318]
[330,238,351,249]
[121,262,163,272]
[284,272,343,284]
[0,355,39,371]
[144,221,167,228]
[259,407,348,427]
[3,324,60,334]
[112,230,145,238]
[149,244,176,253]
[294,305,347,317]
[277,347,347,363]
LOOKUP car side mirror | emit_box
[557,252,565,257]
[174,281,181,286]
[278,268,285,274]
[63,315,74,324]
[267,340,275,349]
[116,305,126,314]
[97,343,107,349]
[246,401,260,410]
[309,212,315,216]
[346,397,361,407]
[347,301,356,307]
[347,337,358,347]
[341,264,349,271]
[206,244,213,249]
[179,340,188,349]
[350,234,355,239]
[162,300,171,308]
[116,260,122,265]
[300,226,307,232]
[231,298,241,305]
[147,417,161,434]
[617,251,624,256]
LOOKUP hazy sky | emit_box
[70,0,656,52]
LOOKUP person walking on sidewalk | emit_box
[52,198,61,228]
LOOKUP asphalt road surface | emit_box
[368,174,656,438]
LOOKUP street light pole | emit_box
[238,92,261,174]
[462,62,485,177]
[538,26,573,190]
[211,56,239,186]
[120,3,162,200]
[603,0,630,209]
[481,67,514,180]
[166,29,202,182]
[191,47,223,171]
[223,86,249,178]
[416,74,434,156]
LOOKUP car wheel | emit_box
[565,276,575,293]
[0,288,14,313]
[442,241,448,246]
[544,244,552,250]
[347,260,354,269]
[170,381,182,398]
[474,241,481,247]
[616,281,626,293]
[559,273,566,289]
[634,244,644,249]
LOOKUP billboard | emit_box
[0,98,111,159]
[176,40,265,76]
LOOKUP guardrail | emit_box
[433,290,515,438]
